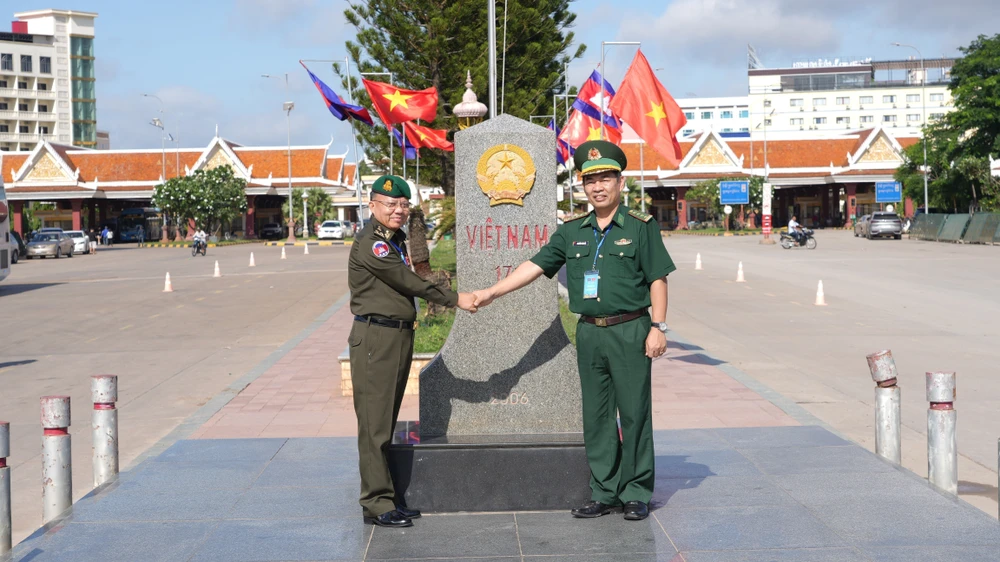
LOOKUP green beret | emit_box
[574,140,627,176]
[370,175,411,199]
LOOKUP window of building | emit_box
[739,110,749,118]
[790,118,804,126]
[860,115,874,123]
[682,129,694,136]
[683,111,694,119]
[883,115,897,123]
[0,103,6,110]
[930,93,944,102]
[0,80,5,88]
[836,97,850,105]
[814,117,827,124]
[739,127,749,132]
[73,101,97,121]
[40,126,49,135]
[883,95,896,103]
[40,56,52,74]
[763,99,771,107]
[860,96,873,104]
[764,118,772,126]
[38,83,47,91]
[836,116,850,124]
[39,104,48,113]
[18,103,27,111]
[906,94,920,103]
[0,53,11,72]
[0,125,7,132]
[907,114,921,122]
[721,110,733,119]
[20,55,31,73]
[18,125,29,133]
[930,113,945,120]
[17,82,27,90]
[71,58,95,79]
[71,80,95,100]
[70,37,95,57]
[700,111,713,119]
[790,98,804,107]
[813,98,827,106]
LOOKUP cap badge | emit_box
[587,148,601,161]
[383,179,393,193]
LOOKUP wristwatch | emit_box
[652,322,668,333]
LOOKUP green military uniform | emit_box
[348,176,458,518]
[529,142,676,506]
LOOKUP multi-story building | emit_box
[0,8,97,152]
[747,57,956,138]
[675,96,751,138]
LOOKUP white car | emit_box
[64,230,89,254]
[317,220,346,240]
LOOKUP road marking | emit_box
[85,337,99,343]
[176,304,185,309]
[229,284,239,288]
[195,297,205,302]
[213,290,222,294]
[119,324,133,331]
[790,301,801,306]
[149,313,161,319]
[764,293,776,297]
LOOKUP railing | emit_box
[0,110,56,121]
[0,132,58,142]
[0,88,56,99]
[750,79,951,95]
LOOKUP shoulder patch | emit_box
[372,241,391,258]
[628,209,653,223]
[564,213,589,223]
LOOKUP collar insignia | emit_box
[587,148,601,161]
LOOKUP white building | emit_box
[0,8,97,152]
[748,57,955,139]
[675,96,750,139]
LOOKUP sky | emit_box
[11,0,1000,156]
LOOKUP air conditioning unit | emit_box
[799,107,804,112]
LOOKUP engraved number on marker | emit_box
[495,265,513,282]
[491,392,529,405]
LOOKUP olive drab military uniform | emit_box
[348,217,458,518]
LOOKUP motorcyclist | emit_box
[193,228,207,252]
[788,215,803,245]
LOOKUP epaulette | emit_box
[564,213,588,223]
[628,209,653,223]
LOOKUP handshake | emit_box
[455,288,498,314]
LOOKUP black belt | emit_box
[580,308,648,328]
[355,315,414,331]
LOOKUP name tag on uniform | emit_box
[583,270,599,299]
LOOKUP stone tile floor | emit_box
[10,426,1000,562]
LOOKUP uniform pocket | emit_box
[609,244,638,278]
[348,323,364,347]
[566,244,592,279]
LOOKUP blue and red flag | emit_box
[571,69,621,130]
[392,127,417,160]
[300,61,374,126]
[547,119,573,166]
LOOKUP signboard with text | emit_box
[720,180,750,205]
[762,183,772,216]
[875,181,902,203]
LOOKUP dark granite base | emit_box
[387,422,591,512]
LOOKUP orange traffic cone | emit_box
[280,246,287,260]
[815,280,827,306]
[304,243,310,255]
[163,272,173,293]
[249,252,256,267]
[736,262,745,283]
[213,260,221,278]
[695,253,703,270]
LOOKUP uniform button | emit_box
[619,252,624,256]
[599,254,602,258]
[597,297,601,302]
[576,253,580,258]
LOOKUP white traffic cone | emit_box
[815,280,827,306]
[163,272,173,293]
[736,261,745,283]
[695,253,703,270]
[280,246,287,260]
[213,260,221,278]
[304,243,309,255]
[249,252,256,267]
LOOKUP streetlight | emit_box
[891,42,929,214]
[142,93,165,180]
[302,191,309,238]
[262,73,295,243]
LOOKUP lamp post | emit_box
[142,93,166,180]
[302,191,309,238]
[892,42,928,214]
[262,73,295,243]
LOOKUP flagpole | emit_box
[415,120,420,189]
[402,125,407,181]
[640,141,646,213]
[344,56,365,224]
[488,0,497,119]
[599,41,641,140]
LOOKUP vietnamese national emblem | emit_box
[476,144,537,206]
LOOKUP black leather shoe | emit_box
[363,510,413,528]
[571,501,620,518]
[395,505,421,519]
[623,501,649,521]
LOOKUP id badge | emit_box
[583,270,599,299]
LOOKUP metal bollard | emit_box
[1,421,11,555]
[926,372,957,495]
[91,375,119,487]
[866,350,901,465]
[40,396,72,524]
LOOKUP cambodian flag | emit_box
[300,61,374,126]
[392,128,417,160]
[547,119,573,166]
[571,69,621,130]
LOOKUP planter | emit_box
[338,349,437,397]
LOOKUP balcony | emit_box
[0,88,57,99]
[0,110,58,121]
[0,132,58,142]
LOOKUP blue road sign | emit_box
[719,181,750,205]
[875,181,902,203]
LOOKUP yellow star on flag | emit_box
[586,126,602,141]
[646,101,667,127]
[418,132,429,141]
[383,89,414,111]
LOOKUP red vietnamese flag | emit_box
[362,79,438,125]
[403,121,454,152]
[558,109,622,151]
[609,49,687,166]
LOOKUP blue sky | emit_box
[12,0,999,156]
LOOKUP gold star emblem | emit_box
[586,126,602,141]
[497,151,516,169]
[382,89,414,111]
[646,101,667,127]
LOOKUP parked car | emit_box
[259,223,284,240]
[867,212,903,240]
[317,220,346,240]
[854,215,871,238]
[64,230,90,254]
[26,232,74,259]
[37,227,65,234]
[10,231,25,264]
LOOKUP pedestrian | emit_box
[347,175,479,529]
[473,140,676,522]
[88,228,97,254]
[138,226,145,247]
[101,226,108,246]
[107,228,114,247]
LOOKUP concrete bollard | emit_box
[40,396,72,524]
[91,375,119,487]
[866,350,901,465]
[926,372,957,495]
[1,421,11,555]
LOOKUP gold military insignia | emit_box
[587,147,601,161]
[614,238,632,246]
[383,179,393,193]
[476,144,537,207]
[628,209,653,223]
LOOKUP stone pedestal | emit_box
[389,115,588,512]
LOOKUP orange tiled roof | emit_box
[2,154,30,179]
[621,142,696,171]
[234,148,327,179]
[7,185,92,192]
[343,163,357,185]
[726,139,858,169]
[326,156,344,181]
[666,172,751,180]
[70,151,202,182]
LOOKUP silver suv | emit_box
[867,212,902,240]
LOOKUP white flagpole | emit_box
[345,56,364,223]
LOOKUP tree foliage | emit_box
[152,166,248,232]
[686,176,764,216]
[341,0,586,196]
[429,196,456,240]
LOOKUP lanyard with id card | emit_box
[389,239,421,314]
[583,224,612,299]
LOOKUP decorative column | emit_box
[98,200,107,224]
[676,186,689,230]
[845,184,858,226]
[11,201,23,235]
[821,186,831,228]
[186,218,196,240]
[245,195,256,238]
[71,199,82,231]
[87,200,97,230]
[904,197,915,218]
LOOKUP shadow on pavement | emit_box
[0,283,63,296]
[0,359,37,370]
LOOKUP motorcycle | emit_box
[192,239,207,257]
[779,228,817,250]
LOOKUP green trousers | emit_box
[575,316,654,504]
[348,319,414,517]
